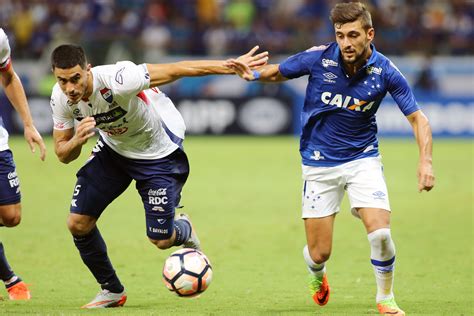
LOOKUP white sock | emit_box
[367,228,396,302]
[303,245,326,278]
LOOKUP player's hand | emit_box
[417,161,435,192]
[225,59,255,81]
[24,125,46,161]
[235,45,269,69]
[74,117,96,145]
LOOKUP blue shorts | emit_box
[0,150,21,205]
[70,139,189,240]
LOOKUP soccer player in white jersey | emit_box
[0,28,46,300]
[49,44,267,308]
[227,2,435,315]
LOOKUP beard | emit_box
[343,45,369,65]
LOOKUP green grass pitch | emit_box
[0,136,472,315]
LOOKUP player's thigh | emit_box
[134,150,189,241]
[304,214,336,261]
[345,157,391,218]
[357,207,390,233]
[302,165,345,218]
[136,175,187,240]
[70,150,132,219]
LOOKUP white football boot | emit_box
[81,289,127,309]
[176,213,201,250]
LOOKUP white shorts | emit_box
[301,156,391,219]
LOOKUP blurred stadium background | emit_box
[0,0,472,139]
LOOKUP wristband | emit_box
[251,70,260,81]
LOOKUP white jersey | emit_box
[50,61,185,159]
[0,28,12,151]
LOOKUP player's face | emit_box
[334,20,374,65]
[53,64,91,103]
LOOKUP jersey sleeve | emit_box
[50,85,75,130]
[278,48,321,79]
[386,60,420,116]
[0,28,11,72]
[110,61,151,97]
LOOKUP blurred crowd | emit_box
[0,0,472,64]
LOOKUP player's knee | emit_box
[67,221,88,235]
[67,216,93,235]
[149,237,173,250]
[367,228,395,258]
[1,212,21,227]
[368,228,392,245]
[0,204,21,227]
[307,245,331,264]
[312,252,331,264]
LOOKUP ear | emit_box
[86,64,92,72]
[367,28,375,41]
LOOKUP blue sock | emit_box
[0,242,15,283]
[173,219,191,246]
[73,226,124,293]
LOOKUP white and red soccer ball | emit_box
[162,248,213,297]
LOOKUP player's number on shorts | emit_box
[71,185,81,207]
[74,185,82,196]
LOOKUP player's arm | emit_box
[406,110,435,192]
[53,117,96,164]
[225,60,287,83]
[225,46,322,82]
[146,46,268,87]
[0,65,46,160]
[387,60,435,192]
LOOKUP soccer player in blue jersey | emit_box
[0,28,46,300]
[227,2,435,315]
[49,44,267,308]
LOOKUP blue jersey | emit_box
[279,42,419,167]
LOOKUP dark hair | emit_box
[330,2,373,30]
[51,44,87,70]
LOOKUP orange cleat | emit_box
[377,298,405,315]
[7,281,31,300]
[309,273,330,306]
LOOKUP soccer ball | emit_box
[162,248,213,297]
